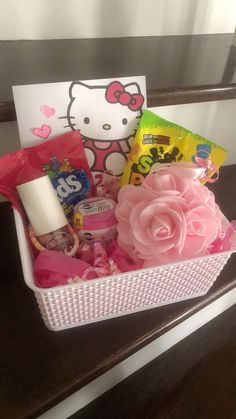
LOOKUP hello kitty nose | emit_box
[102,123,111,130]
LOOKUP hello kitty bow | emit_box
[105,81,144,111]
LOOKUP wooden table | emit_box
[0,33,236,122]
[0,165,236,419]
[71,304,236,419]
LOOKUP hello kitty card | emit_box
[13,76,146,180]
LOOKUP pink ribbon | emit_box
[82,241,120,278]
[105,81,144,111]
[151,161,219,184]
[195,157,219,183]
[150,162,206,182]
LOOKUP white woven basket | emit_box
[13,208,236,331]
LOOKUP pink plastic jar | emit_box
[73,197,117,246]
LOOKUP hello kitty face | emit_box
[67,81,144,142]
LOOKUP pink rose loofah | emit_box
[116,163,225,267]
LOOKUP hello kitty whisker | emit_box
[64,124,75,128]
[58,115,75,120]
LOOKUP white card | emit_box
[13,76,146,178]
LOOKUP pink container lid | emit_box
[74,197,117,231]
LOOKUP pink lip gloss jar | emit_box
[73,197,117,246]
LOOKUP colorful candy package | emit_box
[121,109,228,186]
[0,130,94,219]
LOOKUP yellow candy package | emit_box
[121,109,227,186]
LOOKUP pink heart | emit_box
[33,124,51,139]
[40,104,55,118]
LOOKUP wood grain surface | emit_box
[71,304,236,419]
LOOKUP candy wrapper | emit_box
[0,130,94,220]
[121,109,227,186]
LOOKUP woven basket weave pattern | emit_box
[35,252,230,330]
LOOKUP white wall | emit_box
[1,100,236,161]
[0,0,235,40]
[2,100,235,162]
[151,99,236,166]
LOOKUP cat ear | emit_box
[123,82,142,95]
[69,81,90,99]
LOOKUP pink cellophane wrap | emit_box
[34,250,98,288]
[116,163,229,267]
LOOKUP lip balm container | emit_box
[17,176,79,256]
[73,197,117,246]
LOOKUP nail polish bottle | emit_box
[17,176,78,256]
